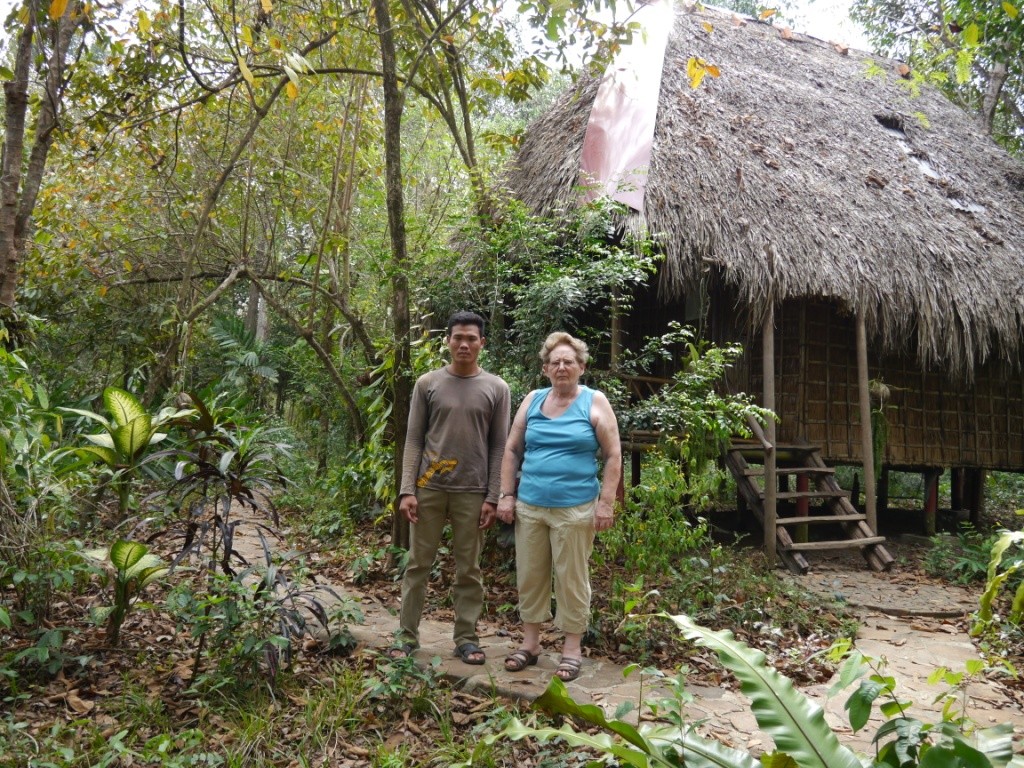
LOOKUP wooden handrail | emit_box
[745,413,773,452]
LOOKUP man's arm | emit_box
[484,381,512,505]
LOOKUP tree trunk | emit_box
[1,2,82,309]
[980,56,1009,136]
[374,0,412,554]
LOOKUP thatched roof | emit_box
[506,5,1024,376]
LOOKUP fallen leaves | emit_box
[686,57,721,89]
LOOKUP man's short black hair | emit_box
[447,311,486,337]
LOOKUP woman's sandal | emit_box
[554,656,583,682]
[504,649,539,672]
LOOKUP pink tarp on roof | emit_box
[579,0,673,211]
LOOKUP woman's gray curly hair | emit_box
[539,332,589,365]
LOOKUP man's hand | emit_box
[479,501,497,530]
[399,494,419,524]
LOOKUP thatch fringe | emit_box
[505,6,1024,378]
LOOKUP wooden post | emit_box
[856,309,878,534]
[923,468,941,536]
[794,473,809,544]
[610,292,621,373]
[950,468,965,511]
[877,466,890,515]
[763,301,777,568]
[967,468,986,526]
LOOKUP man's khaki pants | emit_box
[398,488,484,648]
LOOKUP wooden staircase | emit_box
[725,439,894,574]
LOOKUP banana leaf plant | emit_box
[60,387,194,517]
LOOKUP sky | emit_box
[0,0,872,56]
[787,0,871,49]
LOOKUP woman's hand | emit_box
[496,495,517,524]
[594,498,615,532]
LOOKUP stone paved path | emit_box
[233,524,1024,759]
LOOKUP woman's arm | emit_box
[591,390,622,531]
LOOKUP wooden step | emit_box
[742,466,835,477]
[730,441,820,453]
[783,536,886,551]
[776,514,867,525]
[761,489,849,501]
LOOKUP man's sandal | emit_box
[386,642,415,660]
[504,649,539,672]
[454,642,486,665]
[555,656,583,682]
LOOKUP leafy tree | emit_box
[852,0,1024,151]
[0,0,112,315]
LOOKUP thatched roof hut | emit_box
[506,3,1024,540]
[508,4,1024,378]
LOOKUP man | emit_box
[391,310,510,664]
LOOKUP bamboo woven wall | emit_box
[743,300,1024,470]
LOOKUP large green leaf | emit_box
[81,546,110,563]
[110,539,149,572]
[111,414,154,461]
[846,678,889,732]
[74,444,119,467]
[59,406,113,429]
[970,723,1014,767]
[667,614,862,768]
[133,565,169,590]
[532,677,760,768]
[84,433,116,449]
[103,387,146,428]
[494,718,653,767]
[124,553,164,580]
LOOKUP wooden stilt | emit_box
[794,473,809,543]
[877,467,890,515]
[967,468,987,527]
[950,468,965,511]
[763,301,777,568]
[856,310,877,535]
[923,468,941,536]
[610,292,621,373]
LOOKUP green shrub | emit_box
[925,524,1021,585]
[974,529,1024,637]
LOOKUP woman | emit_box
[496,332,621,682]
